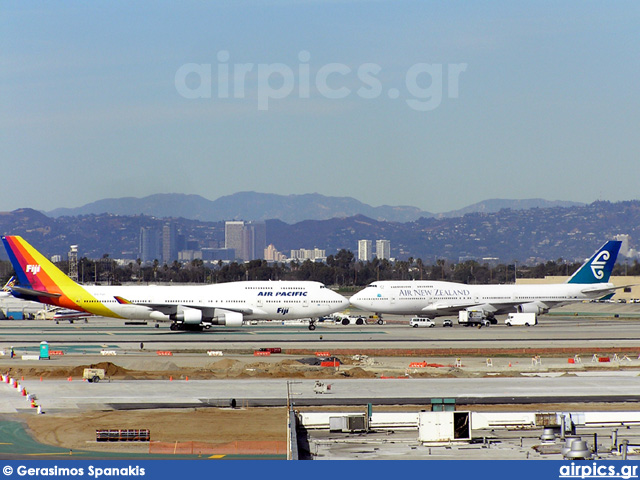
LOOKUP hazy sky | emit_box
[2,1,639,214]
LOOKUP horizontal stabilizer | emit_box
[11,286,62,299]
[580,284,634,295]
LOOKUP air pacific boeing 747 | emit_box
[2,236,349,331]
[350,241,623,322]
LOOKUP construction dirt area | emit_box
[17,407,288,453]
[4,351,640,453]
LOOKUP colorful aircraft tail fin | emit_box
[1,235,77,298]
[567,240,621,284]
[2,236,121,317]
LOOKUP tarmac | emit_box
[2,304,640,459]
[2,368,640,413]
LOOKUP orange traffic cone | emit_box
[169,376,173,381]
[185,376,189,381]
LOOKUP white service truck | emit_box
[505,312,537,326]
[458,310,492,327]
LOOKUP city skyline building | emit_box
[290,248,326,262]
[139,226,161,263]
[162,223,181,264]
[615,234,631,257]
[245,221,266,261]
[265,244,287,262]
[224,221,244,259]
[376,239,391,260]
[358,239,373,262]
[225,220,267,261]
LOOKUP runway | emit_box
[2,307,640,413]
[3,313,640,353]
[4,375,640,413]
[3,307,640,460]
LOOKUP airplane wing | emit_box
[421,302,482,314]
[186,304,255,315]
[113,297,254,316]
[53,309,93,320]
[422,301,559,316]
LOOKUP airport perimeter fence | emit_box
[148,440,287,456]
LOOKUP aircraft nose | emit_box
[340,295,350,308]
[333,291,349,307]
[349,291,363,308]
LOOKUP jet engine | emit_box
[516,303,549,315]
[210,310,244,327]
[170,308,203,324]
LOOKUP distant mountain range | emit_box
[2,200,638,262]
[46,192,584,223]
[436,198,584,218]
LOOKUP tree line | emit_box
[2,250,639,288]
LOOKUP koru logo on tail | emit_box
[26,264,41,275]
[590,251,610,280]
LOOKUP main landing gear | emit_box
[169,322,208,331]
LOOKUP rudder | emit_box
[567,240,621,284]
[1,235,76,294]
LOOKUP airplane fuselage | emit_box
[27,281,348,324]
[350,280,615,317]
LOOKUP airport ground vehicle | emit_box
[458,310,492,327]
[83,368,105,383]
[258,347,282,353]
[410,318,435,328]
[442,319,453,327]
[505,312,537,326]
[332,313,366,325]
